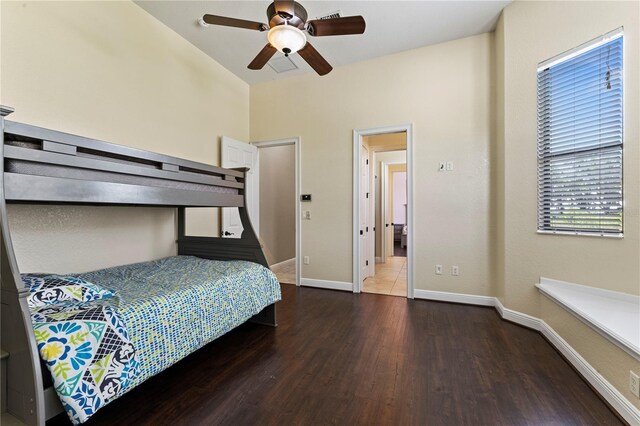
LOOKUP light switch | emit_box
[438,162,445,172]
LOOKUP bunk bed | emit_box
[0,106,280,425]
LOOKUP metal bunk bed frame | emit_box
[0,106,276,425]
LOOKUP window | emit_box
[537,30,623,236]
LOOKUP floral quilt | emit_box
[31,302,140,424]
[31,256,280,424]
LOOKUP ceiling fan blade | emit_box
[298,43,333,76]
[307,16,366,37]
[248,44,278,70]
[202,14,268,31]
[274,0,295,19]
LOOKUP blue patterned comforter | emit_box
[34,256,280,423]
[77,256,281,389]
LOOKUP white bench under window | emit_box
[536,277,640,361]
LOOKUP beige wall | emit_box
[498,0,640,407]
[259,144,296,265]
[1,1,249,273]
[492,9,506,304]
[500,0,639,313]
[251,33,493,291]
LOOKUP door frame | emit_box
[252,137,302,286]
[360,143,374,279]
[353,124,414,298]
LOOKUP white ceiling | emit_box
[135,1,511,85]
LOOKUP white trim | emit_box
[353,124,414,299]
[537,27,623,71]
[413,289,495,306]
[252,137,302,287]
[368,149,375,277]
[406,124,414,300]
[494,298,543,330]
[360,143,374,279]
[269,258,295,270]
[539,320,640,426]
[300,278,352,292]
[352,133,360,293]
[411,292,639,424]
[537,230,624,239]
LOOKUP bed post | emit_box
[1,106,45,425]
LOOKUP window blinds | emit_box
[537,31,623,236]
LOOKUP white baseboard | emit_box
[494,298,542,331]
[539,320,640,425]
[270,258,295,270]
[414,291,639,424]
[413,289,495,306]
[300,278,352,292]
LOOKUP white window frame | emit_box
[536,28,624,238]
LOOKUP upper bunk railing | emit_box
[2,119,245,207]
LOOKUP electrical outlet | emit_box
[451,265,459,276]
[435,265,443,275]
[446,161,454,171]
[303,256,310,265]
[631,371,640,398]
[303,210,311,220]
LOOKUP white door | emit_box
[361,144,370,279]
[221,136,259,239]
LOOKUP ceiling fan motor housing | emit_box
[267,2,308,29]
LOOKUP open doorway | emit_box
[366,143,407,296]
[223,137,300,286]
[353,125,413,298]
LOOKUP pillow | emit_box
[21,274,116,308]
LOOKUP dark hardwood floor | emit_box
[50,285,622,425]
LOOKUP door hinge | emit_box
[366,159,369,165]
[366,260,369,266]
[373,227,376,232]
[366,192,369,199]
[360,230,363,235]
[366,226,369,232]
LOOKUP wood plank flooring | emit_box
[49,285,622,425]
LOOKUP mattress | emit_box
[75,256,281,389]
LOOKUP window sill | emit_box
[537,230,623,239]
[536,277,640,361]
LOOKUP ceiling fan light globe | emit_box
[267,25,307,55]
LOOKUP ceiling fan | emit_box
[202,1,366,76]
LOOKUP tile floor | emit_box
[363,256,407,297]
[271,258,297,285]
